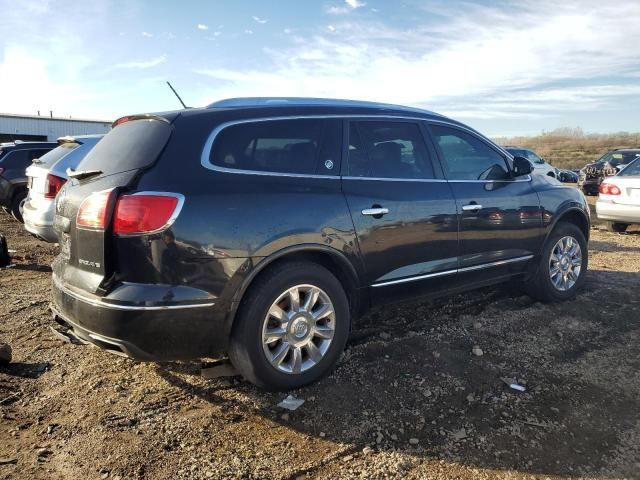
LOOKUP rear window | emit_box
[36,143,79,168]
[210,119,341,175]
[77,119,171,175]
[618,158,640,176]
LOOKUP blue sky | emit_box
[1,0,639,136]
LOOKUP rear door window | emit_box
[210,119,341,175]
[346,121,435,179]
[430,125,510,181]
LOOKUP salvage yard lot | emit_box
[1,201,639,480]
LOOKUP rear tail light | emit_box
[113,193,182,235]
[76,190,113,230]
[599,183,621,195]
[44,174,67,199]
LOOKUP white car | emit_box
[504,147,557,178]
[596,156,640,232]
[23,135,103,242]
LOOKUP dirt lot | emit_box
[1,199,639,480]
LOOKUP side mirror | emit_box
[512,156,533,176]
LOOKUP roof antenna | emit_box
[166,81,188,109]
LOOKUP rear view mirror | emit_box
[512,156,533,176]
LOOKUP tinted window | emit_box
[618,158,640,176]
[79,119,169,175]
[599,151,640,166]
[211,119,341,175]
[0,150,28,169]
[347,121,434,179]
[431,125,510,180]
[35,144,78,168]
[29,148,53,163]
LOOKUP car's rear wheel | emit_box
[526,222,588,302]
[229,261,350,390]
[10,189,27,223]
[606,221,628,233]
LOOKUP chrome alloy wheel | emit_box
[549,236,582,291]
[261,284,336,374]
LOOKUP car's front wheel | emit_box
[526,222,588,302]
[229,261,350,390]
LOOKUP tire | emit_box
[606,221,628,233]
[229,261,350,391]
[526,222,588,303]
[10,189,27,223]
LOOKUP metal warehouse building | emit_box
[0,113,111,142]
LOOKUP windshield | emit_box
[598,151,640,166]
[618,157,640,176]
[35,142,80,168]
[506,148,544,164]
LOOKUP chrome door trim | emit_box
[53,275,215,311]
[371,255,534,288]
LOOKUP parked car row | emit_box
[3,97,636,390]
[578,148,640,195]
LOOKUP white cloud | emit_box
[195,1,640,122]
[141,31,153,37]
[345,0,366,8]
[244,29,254,34]
[197,24,208,30]
[252,15,268,24]
[328,0,366,14]
[115,55,167,69]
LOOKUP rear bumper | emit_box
[578,179,600,194]
[51,274,228,361]
[23,198,57,242]
[596,200,640,224]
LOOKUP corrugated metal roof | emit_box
[0,112,111,123]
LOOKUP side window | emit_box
[347,121,434,179]
[1,150,28,169]
[430,125,510,181]
[29,149,52,162]
[211,119,341,175]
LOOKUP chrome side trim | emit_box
[458,255,534,273]
[342,176,448,183]
[371,255,534,288]
[371,268,457,287]
[53,275,215,311]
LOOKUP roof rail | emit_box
[206,97,439,116]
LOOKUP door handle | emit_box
[462,204,483,212]
[361,207,389,217]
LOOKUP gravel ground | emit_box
[1,198,639,480]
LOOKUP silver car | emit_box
[23,135,103,242]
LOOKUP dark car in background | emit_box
[50,98,590,391]
[0,141,56,221]
[578,148,640,195]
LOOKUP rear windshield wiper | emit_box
[66,168,103,180]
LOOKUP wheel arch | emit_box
[224,245,364,335]
[547,206,590,243]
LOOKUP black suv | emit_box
[50,98,590,390]
[578,148,640,195]
[0,141,56,221]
